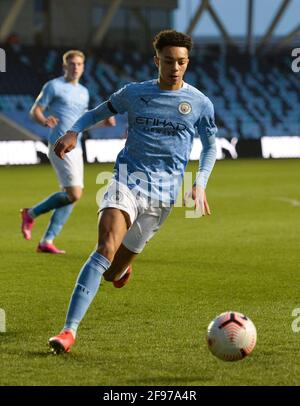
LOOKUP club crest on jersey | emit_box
[178,102,192,115]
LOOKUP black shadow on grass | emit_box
[24,350,60,358]
[24,350,100,362]
[24,349,85,359]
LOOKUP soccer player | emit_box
[20,50,115,253]
[48,30,217,353]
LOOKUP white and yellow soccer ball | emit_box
[207,311,257,361]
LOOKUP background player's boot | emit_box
[113,265,132,288]
[20,208,35,240]
[49,331,75,354]
[37,242,66,254]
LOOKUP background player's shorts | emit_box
[48,144,84,188]
[100,179,172,253]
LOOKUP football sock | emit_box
[42,204,74,242]
[64,251,111,335]
[28,192,72,218]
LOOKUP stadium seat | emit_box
[0,45,299,139]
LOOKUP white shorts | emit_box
[100,180,172,253]
[48,144,84,188]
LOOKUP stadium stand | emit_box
[0,43,299,141]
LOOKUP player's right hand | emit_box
[44,115,59,128]
[54,131,78,159]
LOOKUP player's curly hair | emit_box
[153,30,193,53]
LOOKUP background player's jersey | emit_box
[109,80,217,204]
[33,76,89,145]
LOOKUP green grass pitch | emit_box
[0,158,299,386]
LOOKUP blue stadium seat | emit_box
[1,45,299,139]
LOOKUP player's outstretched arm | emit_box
[70,100,117,134]
[54,100,118,159]
[54,131,78,160]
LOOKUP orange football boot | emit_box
[49,330,75,354]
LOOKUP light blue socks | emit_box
[42,204,74,242]
[64,251,111,335]
[29,192,72,218]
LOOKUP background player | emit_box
[21,50,115,253]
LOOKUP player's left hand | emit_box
[54,131,78,159]
[103,117,116,127]
[184,185,211,216]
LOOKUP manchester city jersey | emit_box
[33,76,89,145]
[109,80,217,203]
[71,79,217,204]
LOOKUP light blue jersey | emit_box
[71,79,217,204]
[33,76,89,145]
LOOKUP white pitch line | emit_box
[276,197,300,207]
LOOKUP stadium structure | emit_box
[0,0,300,165]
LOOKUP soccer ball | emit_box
[207,311,257,361]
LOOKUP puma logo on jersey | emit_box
[140,97,151,105]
